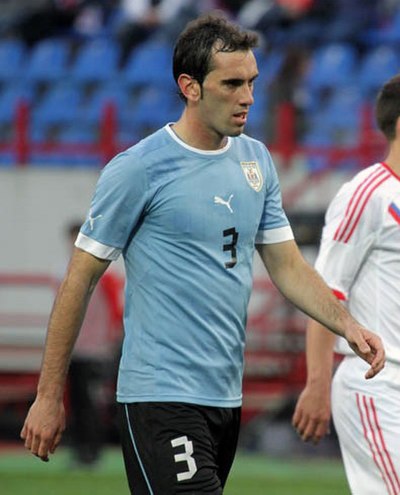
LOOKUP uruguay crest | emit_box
[240,161,263,192]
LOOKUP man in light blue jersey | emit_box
[21,13,385,494]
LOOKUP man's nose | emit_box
[241,84,254,105]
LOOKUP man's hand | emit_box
[292,384,331,444]
[20,397,65,462]
[345,324,385,379]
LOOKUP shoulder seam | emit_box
[334,165,391,243]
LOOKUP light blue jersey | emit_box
[76,124,293,407]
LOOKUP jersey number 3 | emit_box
[171,435,198,482]
[223,227,239,268]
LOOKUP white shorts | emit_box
[332,356,400,495]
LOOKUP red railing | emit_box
[6,99,387,168]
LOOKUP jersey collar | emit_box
[165,123,232,155]
[381,162,400,182]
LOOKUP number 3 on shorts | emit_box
[171,435,198,481]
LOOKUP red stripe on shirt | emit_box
[382,162,400,182]
[360,394,397,495]
[370,397,400,492]
[342,174,390,243]
[334,167,388,242]
[356,394,389,491]
[332,288,346,301]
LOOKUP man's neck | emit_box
[384,140,400,176]
[172,114,227,151]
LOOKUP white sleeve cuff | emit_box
[75,232,122,261]
[255,225,294,244]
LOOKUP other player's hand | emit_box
[292,384,331,444]
[20,396,65,462]
[345,325,385,379]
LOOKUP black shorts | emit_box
[117,402,241,495]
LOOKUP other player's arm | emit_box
[292,319,335,443]
[20,247,110,462]
[256,240,385,378]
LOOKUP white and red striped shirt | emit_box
[315,162,400,362]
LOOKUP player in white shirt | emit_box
[293,74,400,495]
[21,13,384,494]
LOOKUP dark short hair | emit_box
[173,13,259,101]
[375,74,400,141]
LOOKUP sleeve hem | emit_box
[255,225,294,244]
[75,232,121,261]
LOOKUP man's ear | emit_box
[177,74,201,102]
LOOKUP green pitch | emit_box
[0,447,349,494]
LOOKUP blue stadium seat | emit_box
[131,86,181,133]
[304,87,363,149]
[254,48,284,88]
[302,89,363,173]
[301,128,332,172]
[70,39,120,86]
[324,87,363,131]
[122,40,174,89]
[116,127,140,148]
[58,126,99,166]
[368,8,400,46]
[30,125,99,167]
[0,83,35,126]
[0,39,26,83]
[302,43,358,93]
[0,82,30,165]
[358,45,400,99]
[245,86,269,141]
[24,39,70,84]
[32,83,83,129]
[80,82,131,128]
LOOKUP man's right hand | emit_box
[292,384,331,444]
[20,397,65,462]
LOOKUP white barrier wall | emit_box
[1,167,100,274]
[0,167,104,371]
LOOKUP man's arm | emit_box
[256,240,385,378]
[20,247,110,462]
[292,319,336,443]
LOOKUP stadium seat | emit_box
[0,80,34,166]
[301,43,358,93]
[29,125,100,167]
[70,39,120,86]
[0,39,26,84]
[323,87,363,132]
[0,83,35,126]
[59,126,99,166]
[302,86,363,169]
[245,86,269,141]
[80,82,131,128]
[314,88,362,140]
[24,38,70,85]
[301,127,332,172]
[254,48,284,88]
[358,45,400,99]
[131,86,182,133]
[32,83,83,130]
[368,8,400,46]
[122,40,175,89]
